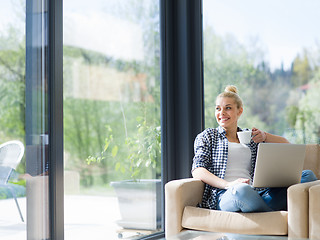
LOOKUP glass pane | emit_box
[0,0,50,239]
[0,1,27,239]
[63,0,161,239]
[203,0,320,144]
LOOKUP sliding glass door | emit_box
[0,1,28,238]
[63,0,161,239]
[0,0,56,239]
[1,1,202,239]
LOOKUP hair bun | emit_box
[225,85,238,94]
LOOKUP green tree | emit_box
[203,26,295,136]
[291,50,313,88]
[292,74,320,144]
[63,44,161,187]
[0,27,25,141]
[203,26,268,130]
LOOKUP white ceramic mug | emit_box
[237,130,252,144]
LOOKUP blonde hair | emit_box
[216,85,243,109]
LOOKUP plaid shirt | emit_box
[192,126,259,210]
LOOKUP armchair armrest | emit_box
[309,183,320,239]
[288,180,320,238]
[165,178,204,237]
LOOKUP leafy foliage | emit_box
[0,26,25,141]
[87,118,161,181]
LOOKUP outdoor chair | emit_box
[0,140,25,222]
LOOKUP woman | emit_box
[192,85,317,212]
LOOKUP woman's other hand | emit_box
[251,127,290,143]
[225,178,250,189]
[252,127,266,143]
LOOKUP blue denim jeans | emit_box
[216,170,318,212]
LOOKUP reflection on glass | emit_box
[63,0,161,239]
[203,0,320,144]
[0,1,27,239]
[0,0,50,239]
[25,0,50,239]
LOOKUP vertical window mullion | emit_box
[48,0,64,239]
[160,0,204,233]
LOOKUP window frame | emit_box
[160,0,204,235]
[26,0,204,239]
[47,0,64,239]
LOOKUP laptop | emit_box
[252,143,306,188]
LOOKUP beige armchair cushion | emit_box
[288,180,320,238]
[309,184,320,239]
[165,178,204,237]
[182,206,288,235]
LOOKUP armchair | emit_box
[165,144,320,238]
[309,183,320,239]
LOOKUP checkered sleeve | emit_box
[192,131,212,172]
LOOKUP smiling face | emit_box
[215,97,243,130]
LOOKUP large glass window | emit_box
[63,0,161,239]
[0,0,51,239]
[0,1,27,239]
[203,0,320,144]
